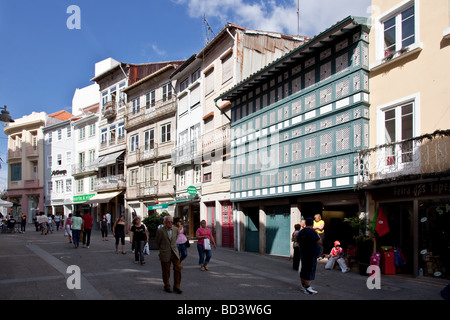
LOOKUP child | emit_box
[325,241,350,272]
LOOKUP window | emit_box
[79,127,86,140]
[11,163,22,181]
[90,177,96,191]
[77,179,84,193]
[161,123,171,143]
[89,124,95,137]
[57,154,62,166]
[47,156,52,168]
[102,91,108,108]
[144,129,155,151]
[203,172,212,183]
[47,132,52,143]
[56,180,63,193]
[66,152,72,164]
[32,161,38,180]
[384,5,415,56]
[130,134,139,152]
[32,134,38,150]
[130,169,138,186]
[109,125,116,143]
[66,179,72,192]
[118,122,125,139]
[374,1,419,64]
[118,82,126,106]
[162,83,172,102]
[222,52,233,84]
[150,91,156,108]
[58,129,62,140]
[161,162,172,181]
[190,84,200,108]
[132,98,140,114]
[48,181,53,193]
[179,169,186,187]
[194,165,202,184]
[78,152,85,167]
[205,68,214,96]
[101,128,107,145]
[67,126,71,138]
[180,78,189,92]
[88,149,95,163]
[143,165,155,186]
[384,102,414,164]
[191,68,201,83]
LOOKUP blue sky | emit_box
[0,0,371,189]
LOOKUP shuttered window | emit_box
[205,68,214,96]
[222,52,233,84]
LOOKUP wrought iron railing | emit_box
[356,130,450,188]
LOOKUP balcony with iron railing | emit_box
[356,130,450,188]
[125,97,176,130]
[202,123,231,154]
[7,148,22,160]
[72,161,99,176]
[127,181,158,199]
[172,139,202,167]
[95,174,126,192]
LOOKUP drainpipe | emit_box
[214,98,231,122]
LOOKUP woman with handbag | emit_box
[129,217,148,265]
[174,217,188,264]
[196,220,216,271]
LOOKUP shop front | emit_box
[369,179,450,280]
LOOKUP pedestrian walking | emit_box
[130,217,148,265]
[292,224,301,271]
[196,219,216,271]
[106,212,111,231]
[20,213,27,233]
[47,214,54,234]
[82,211,93,248]
[71,211,83,248]
[155,216,182,294]
[298,217,322,295]
[100,215,109,241]
[54,214,61,231]
[39,212,48,235]
[174,217,188,265]
[65,213,73,243]
[113,215,126,254]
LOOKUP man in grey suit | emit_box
[155,215,182,294]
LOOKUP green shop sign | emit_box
[187,186,198,195]
[73,194,95,202]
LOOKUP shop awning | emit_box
[0,199,13,207]
[98,151,124,167]
[85,191,121,204]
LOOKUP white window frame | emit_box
[372,0,422,68]
[130,134,139,152]
[161,162,172,181]
[376,93,421,172]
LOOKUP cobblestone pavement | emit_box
[0,228,447,310]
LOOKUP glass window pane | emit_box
[402,6,415,48]
[384,17,396,55]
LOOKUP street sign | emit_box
[187,186,197,195]
[148,203,169,210]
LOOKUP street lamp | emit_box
[0,106,14,123]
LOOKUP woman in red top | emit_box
[196,220,216,271]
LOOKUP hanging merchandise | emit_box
[394,247,406,266]
[372,205,390,237]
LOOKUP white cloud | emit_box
[172,0,371,37]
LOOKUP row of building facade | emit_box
[4,0,450,279]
